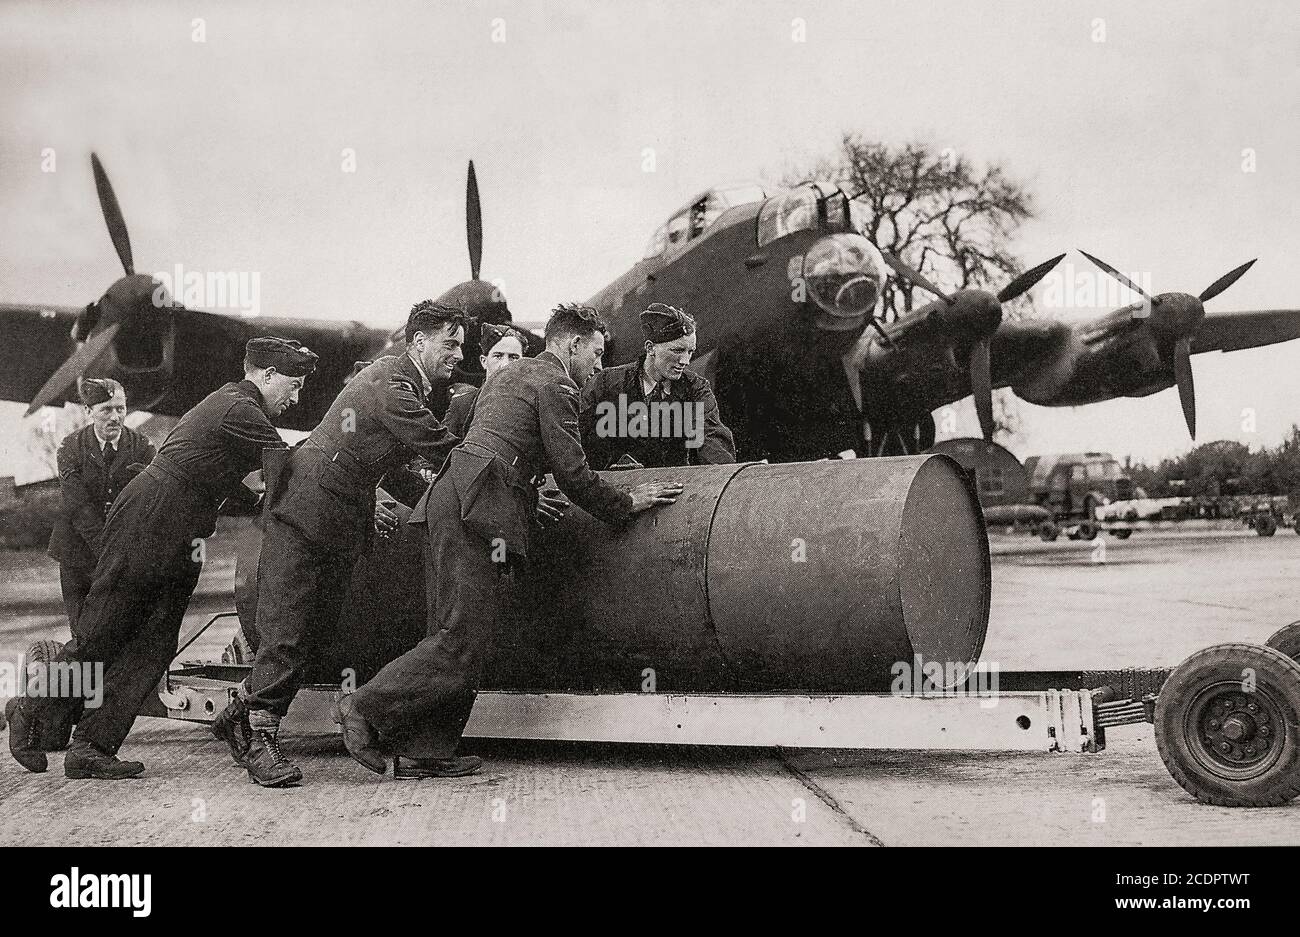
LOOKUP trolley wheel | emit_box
[23,638,72,751]
[1265,621,1300,664]
[1155,643,1300,807]
[1113,529,1132,539]
[1255,514,1277,537]
[1038,521,1059,542]
[25,639,65,671]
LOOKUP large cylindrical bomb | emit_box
[233,455,989,693]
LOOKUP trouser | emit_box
[58,564,94,643]
[32,550,202,754]
[351,489,502,758]
[242,514,355,719]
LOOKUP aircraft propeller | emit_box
[878,250,1066,441]
[25,154,172,416]
[1079,251,1257,438]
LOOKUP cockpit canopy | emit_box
[643,183,768,259]
[757,181,854,248]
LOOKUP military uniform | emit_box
[48,424,155,639]
[349,350,634,759]
[241,353,460,723]
[578,358,736,469]
[29,380,286,756]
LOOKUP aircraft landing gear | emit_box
[865,415,936,457]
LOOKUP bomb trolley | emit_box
[24,616,1283,809]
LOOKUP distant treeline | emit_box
[1126,427,1300,498]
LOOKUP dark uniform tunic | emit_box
[33,381,284,754]
[243,353,460,718]
[48,424,155,640]
[350,351,634,758]
[578,358,736,469]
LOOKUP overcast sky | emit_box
[1,0,1297,480]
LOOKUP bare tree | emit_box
[779,134,1037,321]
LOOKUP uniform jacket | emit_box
[444,383,479,440]
[273,353,460,554]
[578,358,736,469]
[412,350,633,558]
[48,424,155,570]
[147,379,286,538]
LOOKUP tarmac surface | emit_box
[2,521,1298,846]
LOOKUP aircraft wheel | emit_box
[1255,515,1277,537]
[1155,643,1300,807]
[1038,521,1059,542]
[1078,521,1099,541]
[1113,529,1132,539]
[1265,621,1300,664]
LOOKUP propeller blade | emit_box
[997,253,1067,304]
[1078,250,1150,301]
[969,338,994,442]
[1199,259,1256,303]
[90,153,134,277]
[1172,336,1196,438]
[24,322,121,416]
[879,250,953,304]
[466,160,482,281]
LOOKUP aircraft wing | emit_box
[988,316,1073,389]
[1,300,391,431]
[1191,309,1300,354]
[0,303,88,407]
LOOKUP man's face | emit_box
[261,370,305,416]
[414,324,465,380]
[569,331,606,385]
[481,335,524,377]
[646,331,696,381]
[87,392,126,441]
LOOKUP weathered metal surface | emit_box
[233,456,990,693]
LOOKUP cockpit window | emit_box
[643,224,667,259]
[757,187,819,247]
[666,211,690,247]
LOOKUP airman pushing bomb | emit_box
[8,337,315,779]
[340,303,683,779]
[218,301,466,787]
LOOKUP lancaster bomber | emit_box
[3,155,1300,462]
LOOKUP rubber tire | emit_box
[1155,643,1300,807]
[26,639,65,671]
[1255,515,1277,537]
[1038,522,1059,542]
[25,638,71,750]
[1078,521,1099,541]
[1113,529,1132,539]
[1265,621,1300,664]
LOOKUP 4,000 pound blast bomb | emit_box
[233,456,991,694]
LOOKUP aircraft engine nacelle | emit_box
[234,455,990,693]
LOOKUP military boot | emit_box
[64,739,145,780]
[243,726,302,787]
[211,695,252,765]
